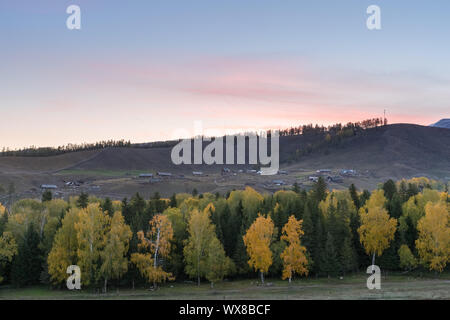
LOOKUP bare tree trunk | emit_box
[260,271,264,284]
[371,252,376,273]
[154,228,160,269]
[153,228,160,289]
[197,252,201,286]
[104,278,107,293]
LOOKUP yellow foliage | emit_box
[75,204,109,286]
[398,244,417,271]
[243,214,274,275]
[319,190,356,219]
[132,214,174,286]
[0,232,18,283]
[47,208,81,285]
[183,206,217,284]
[100,211,132,286]
[358,190,397,257]
[280,216,308,281]
[401,189,445,229]
[415,202,450,273]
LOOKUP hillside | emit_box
[285,124,450,178]
[430,119,450,129]
[59,124,450,178]
[0,124,449,199]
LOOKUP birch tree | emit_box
[415,202,449,273]
[358,190,397,270]
[243,214,274,284]
[100,211,132,292]
[280,215,308,283]
[184,205,216,286]
[131,214,174,288]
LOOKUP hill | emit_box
[430,119,450,129]
[0,124,449,199]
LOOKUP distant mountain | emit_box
[430,119,450,129]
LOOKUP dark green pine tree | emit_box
[398,180,409,202]
[321,232,339,278]
[76,192,89,209]
[359,190,371,207]
[400,215,418,251]
[41,190,52,202]
[406,183,419,199]
[210,204,224,243]
[11,224,42,287]
[313,177,328,202]
[101,197,113,216]
[123,195,146,288]
[121,198,132,225]
[387,193,403,219]
[233,233,250,275]
[349,184,360,209]
[301,201,314,252]
[261,195,274,217]
[349,207,367,269]
[382,179,397,201]
[378,230,401,271]
[232,201,250,275]
[150,192,167,213]
[130,193,146,232]
[292,182,301,194]
[293,190,306,220]
[312,211,325,276]
[340,237,357,275]
[272,204,288,239]
[169,193,177,208]
[220,203,234,257]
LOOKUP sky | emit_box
[1,0,449,148]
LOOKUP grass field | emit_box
[1,273,449,300]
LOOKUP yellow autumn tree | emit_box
[100,211,132,292]
[415,202,450,273]
[75,204,109,286]
[0,204,6,216]
[184,204,216,286]
[131,214,174,288]
[398,244,417,271]
[358,190,397,267]
[280,216,308,283]
[243,214,274,284]
[48,208,81,285]
[0,232,18,283]
[205,237,234,288]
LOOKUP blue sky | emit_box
[1,1,449,148]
